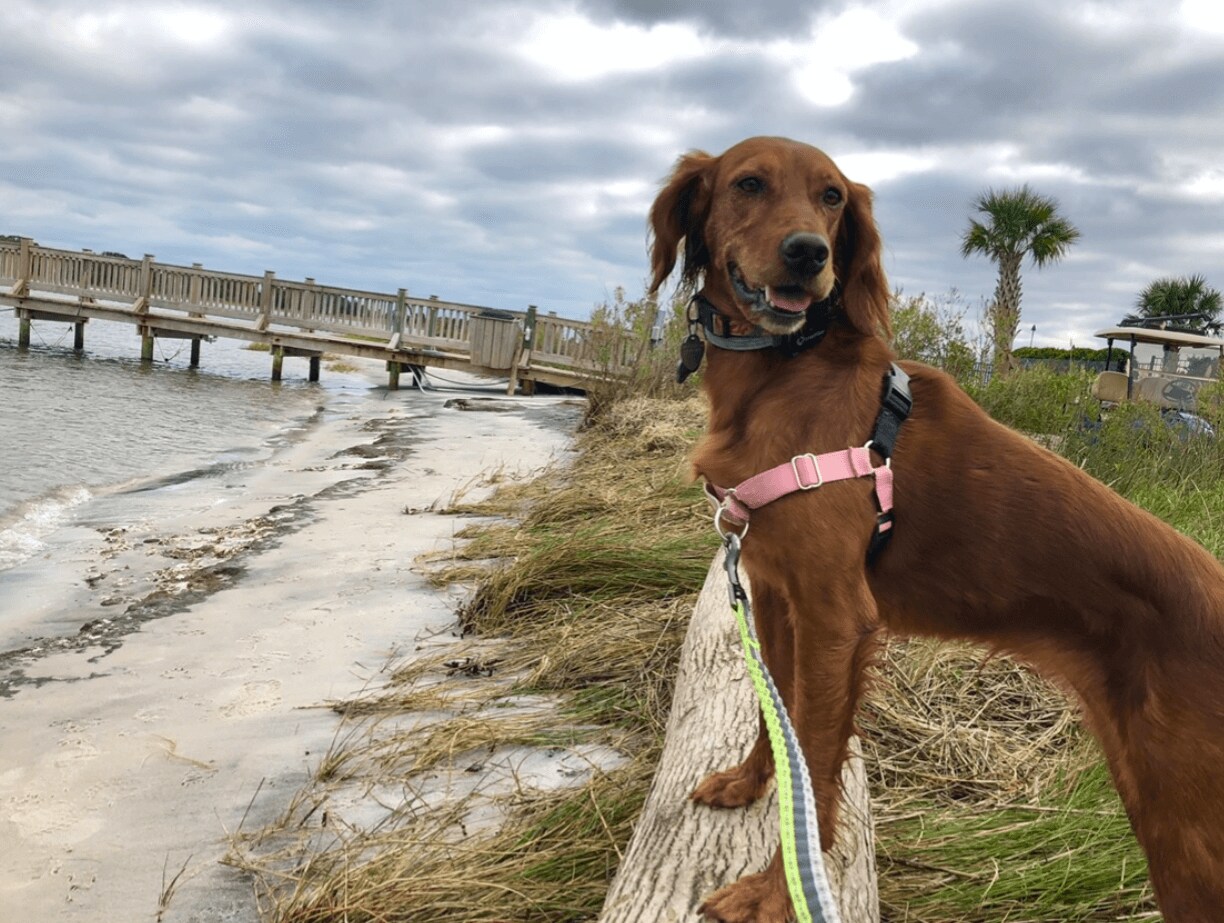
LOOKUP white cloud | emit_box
[515,11,708,82]
[152,6,230,46]
[1179,0,1224,35]
[837,150,939,186]
[784,8,919,107]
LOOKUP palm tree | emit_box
[961,185,1081,372]
[1124,275,1222,334]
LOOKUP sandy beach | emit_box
[0,371,582,922]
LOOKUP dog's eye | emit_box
[736,176,765,195]
[823,187,844,206]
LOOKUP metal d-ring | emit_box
[713,501,748,541]
[863,439,891,469]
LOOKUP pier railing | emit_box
[0,238,638,385]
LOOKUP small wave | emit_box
[116,459,258,495]
[0,487,93,571]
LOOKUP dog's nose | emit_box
[780,233,830,278]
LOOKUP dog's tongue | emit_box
[765,286,812,314]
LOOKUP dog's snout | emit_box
[780,233,830,279]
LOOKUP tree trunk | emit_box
[991,252,1024,375]
[598,549,879,923]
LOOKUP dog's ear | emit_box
[837,181,891,339]
[648,151,715,295]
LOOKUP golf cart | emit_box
[1092,317,1222,437]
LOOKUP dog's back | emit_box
[873,362,1224,915]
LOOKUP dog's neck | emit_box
[693,293,895,489]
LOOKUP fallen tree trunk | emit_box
[599,549,879,922]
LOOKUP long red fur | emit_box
[649,136,1224,923]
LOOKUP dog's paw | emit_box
[691,763,772,809]
[699,869,793,923]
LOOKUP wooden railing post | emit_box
[508,304,539,396]
[257,270,275,330]
[302,278,317,332]
[427,296,439,339]
[523,305,539,352]
[133,254,154,314]
[77,249,92,301]
[188,263,204,317]
[11,236,32,297]
[389,288,407,350]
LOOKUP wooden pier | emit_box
[0,237,634,392]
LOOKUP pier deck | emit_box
[1,238,633,392]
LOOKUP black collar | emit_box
[695,290,837,358]
[675,290,841,383]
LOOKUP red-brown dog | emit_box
[648,136,1224,922]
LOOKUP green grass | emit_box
[878,764,1155,921]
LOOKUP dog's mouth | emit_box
[729,264,820,334]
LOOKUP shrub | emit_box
[890,290,979,384]
[965,365,1095,436]
[582,287,690,424]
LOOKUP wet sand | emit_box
[0,376,581,921]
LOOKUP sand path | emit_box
[0,385,579,921]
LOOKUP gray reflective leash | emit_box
[723,533,843,923]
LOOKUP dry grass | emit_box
[862,640,1087,807]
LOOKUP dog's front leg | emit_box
[691,581,791,809]
[793,575,878,852]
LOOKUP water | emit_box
[0,307,368,571]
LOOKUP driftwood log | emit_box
[599,549,879,922]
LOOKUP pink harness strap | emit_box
[706,445,894,535]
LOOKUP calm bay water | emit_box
[0,308,371,570]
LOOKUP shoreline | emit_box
[0,369,582,920]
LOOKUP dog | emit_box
[647,136,1224,923]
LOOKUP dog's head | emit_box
[648,136,890,339]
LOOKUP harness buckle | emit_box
[790,453,824,490]
[881,366,914,419]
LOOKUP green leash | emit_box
[723,532,843,923]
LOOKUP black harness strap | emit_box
[867,363,912,561]
[870,364,913,461]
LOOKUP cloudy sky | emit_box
[3,0,1223,347]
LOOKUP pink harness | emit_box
[706,444,894,538]
[704,362,912,558]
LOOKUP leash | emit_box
[721,531,843,923]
